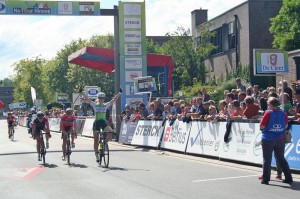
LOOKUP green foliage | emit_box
[270,0,300,51]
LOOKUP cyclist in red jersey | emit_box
[32,111,51,161]
[7,112,16,139]
[60,108,76,161]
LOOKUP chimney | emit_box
[191,9,208,37]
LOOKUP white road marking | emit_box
[192,175,258,183]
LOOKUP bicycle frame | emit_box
[38,131,47,166]
[65,129,72,165]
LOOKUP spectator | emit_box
[201,87,210,102]
[129,107,141,122]
[162,104,171,120]
[252,85,261,103]
[156,97,165,111]
[279,93,293,116]
[293,89,300,105]
[225,93,235,115]
[216,100,228,121]
[231,89,238,100]
[149,100,163,120]
[204,105,217,122]
[243,96,260,119]
[227,100,243,120]
[138,103,149,119]
[190,97,197,113]
[246,86,253,97]
[148,102,155,116]
[279,80,293,105]
[259,97,293,185]
[181,106,192,123]
[259,90,269,111]
[236,78,246,93]
[238,92,246,104]
[186,97,207,120]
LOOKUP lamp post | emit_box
[157,72,164,97]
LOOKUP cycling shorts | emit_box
[93,119,108,132]
[8,121,14,127]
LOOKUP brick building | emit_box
[191,0,284,87]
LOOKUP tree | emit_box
[270,0,300,51]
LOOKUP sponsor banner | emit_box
[2,1,100,15]
[160,120,191,152]
[254,49,288,74]
[124,3,141,15]
[56,93,68,103]
[48,118,60,132]
[58,1,72,15]
[119,120,138,144]
[131,120,164,147]
[124,31,141,42]
[125,57,142,69]
[0,0,6,14]
[125,71,142,82]
[81,118,94,137]
[186,121,225,157]
[278,125,300,170]
[8,102,26,109]
[125,44,142,55]
[126,84,136,95]
[84,86,100,100]
[124,17,141,29]
[219,122,262,164]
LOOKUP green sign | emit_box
[0,1,100,15]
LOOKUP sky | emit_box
[0,0,246,80]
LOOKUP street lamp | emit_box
[157,72,164,97]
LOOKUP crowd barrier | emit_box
[119,119,300,171]
[17,116,300,170]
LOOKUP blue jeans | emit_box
[261,138,293,182]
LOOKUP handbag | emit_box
[285,130,292,143]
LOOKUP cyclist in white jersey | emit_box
[81,89,122,162]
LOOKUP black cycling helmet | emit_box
[37,111,44,118]
[8,112,12,116]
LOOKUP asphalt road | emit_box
[0,120,299,199]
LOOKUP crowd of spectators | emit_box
[120,78,300,126]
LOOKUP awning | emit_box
[68,47,174,96]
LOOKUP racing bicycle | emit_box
[9,123,15,141]
[65,129,72,165]
[38,131,48,166]
[98,131,110,168]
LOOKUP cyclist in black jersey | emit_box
[81,89,122,162]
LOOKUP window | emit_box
[211,27,223,55]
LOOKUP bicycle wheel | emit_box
[66,139,71,165]
[102,142,109,168]
[40,142,46,166]
[11,129,14,141]
[98,141,103,166]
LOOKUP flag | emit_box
[31,87,36,104]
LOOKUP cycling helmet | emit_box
[66,108,73,115]
[37,111,44,118]
[97,92,106,99]
[8,112,12,116]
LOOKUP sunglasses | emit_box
[38,117,43,120]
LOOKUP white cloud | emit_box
[0,0,245,80]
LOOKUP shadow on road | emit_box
[267,180,300,191]
[67,163,88,168]
[42,163,58,168]
[101,166,150,172]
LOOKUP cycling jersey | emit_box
[91,102,110,121]
[32,117,49,132]
[7,116,15,122]
[61,113,76,127]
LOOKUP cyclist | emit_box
[60,108,76,161]
[32,111,51,161]
[81,89,122,162]
[7,112,16,139]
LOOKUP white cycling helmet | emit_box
[97,92,106,99]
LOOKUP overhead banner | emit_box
[253,49,288,75]
[119,1,147,109]
[0,1,100,15]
